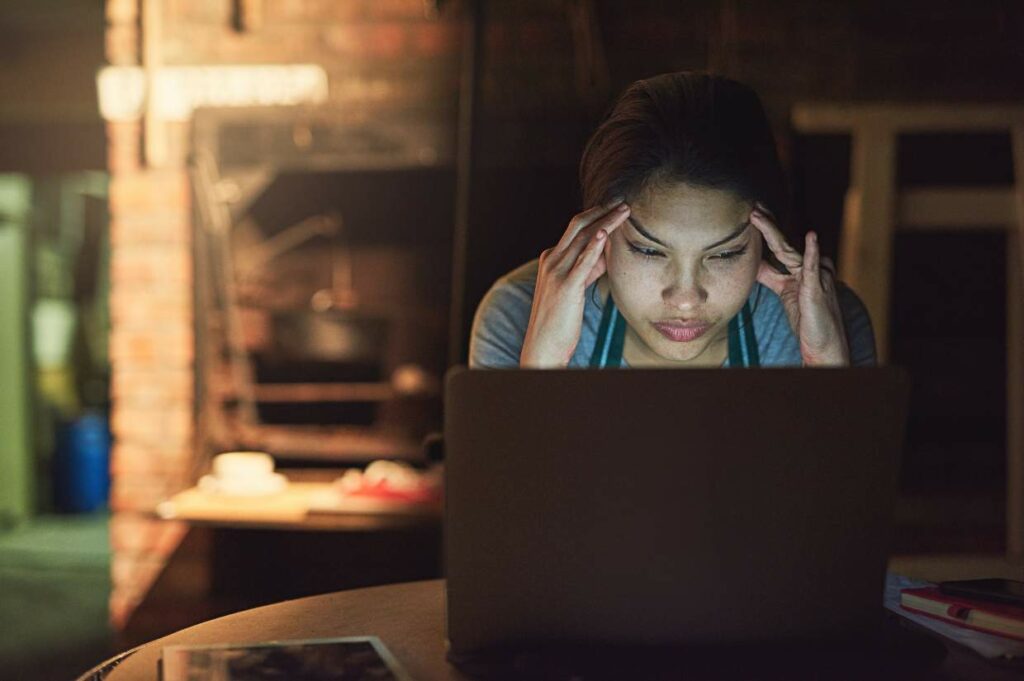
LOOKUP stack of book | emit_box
[900,586,1024,641]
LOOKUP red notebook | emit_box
[900,587,1024,641]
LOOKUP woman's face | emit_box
[605,182,761,364]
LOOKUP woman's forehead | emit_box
[629,182,751,241]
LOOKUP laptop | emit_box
[443,367,912,664]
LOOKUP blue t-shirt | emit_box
[469,259,876,368]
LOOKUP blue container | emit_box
[54,413,111,513]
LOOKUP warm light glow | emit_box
[96,66,147,121]
[96,64,329,122]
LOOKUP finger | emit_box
[756,260,789,296]
[803,231,823,291]
[750,210,803,270]
[584,254,607,289]
[585,233,614,287]
[558,204,629,270]
[751,209,803,268]
[754,201,777,221]
[557,198,626,250]
[538,247,554,270]
[568,228,608,286]
[573,203,629,245]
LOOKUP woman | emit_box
[470,72,875,369]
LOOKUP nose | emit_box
[661,268,707,312]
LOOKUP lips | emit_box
[651,320,712,342]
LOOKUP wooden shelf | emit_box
[209,368,439,404]
[236,422,423,462]
[253,382,395,403]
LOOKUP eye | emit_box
[709,246,748,262]
[626,241,664,259]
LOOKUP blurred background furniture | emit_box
[792,104,1024,559]
[118,465,442,648]
[0,178,33,527]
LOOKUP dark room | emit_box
[1,1,1023,679]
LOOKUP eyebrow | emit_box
[627,217,751,251]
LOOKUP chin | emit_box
[647,335,715,363]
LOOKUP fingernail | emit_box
[616,203,629,212]
[595,229,607,240]
[608,196,625,207]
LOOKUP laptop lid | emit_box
[444,367,910,654]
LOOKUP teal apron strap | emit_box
[589,295,626,368]
[727,301,760,368]
[729,301,761,366]
[607,309,626,366]
[589,295,616,367]
[728,315,744,367]
[740,301,760,367]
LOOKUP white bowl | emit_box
[212,451,275,479]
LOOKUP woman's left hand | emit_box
[750,204,850,367]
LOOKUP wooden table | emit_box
[101,580,1024,680]
[116,466,442,647]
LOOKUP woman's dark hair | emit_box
[579,71,787,222]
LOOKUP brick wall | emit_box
[105,0,187,627]
[103,0,464,628]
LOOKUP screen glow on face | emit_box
[605,182,761,365]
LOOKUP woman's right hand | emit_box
[520,199,631,368]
